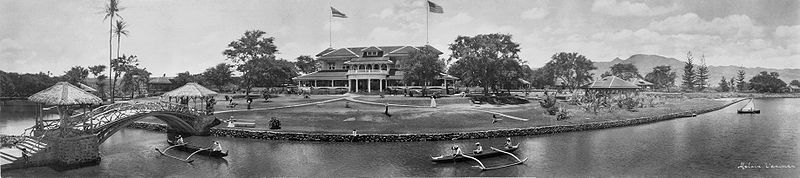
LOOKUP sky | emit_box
[0,0,798,77]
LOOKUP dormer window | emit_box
[327,62,336,70]
[363,51,382,57]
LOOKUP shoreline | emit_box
[127,98,749,142]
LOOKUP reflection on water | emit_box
[2,99,799,176]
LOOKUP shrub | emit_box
[556,108,570,120]
[269,117,281,129]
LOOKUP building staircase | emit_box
[0,137,48,165]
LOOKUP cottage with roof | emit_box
[587,76,641,93]
[292,45,458,93]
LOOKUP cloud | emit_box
[521,7,549,20]
[591,0,677,16]
[368,1,426,31]
[0,38,36,66]
[774,25,800,53]
[648,13,764,39]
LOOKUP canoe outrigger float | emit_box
[155,140,228,163]
[431,143,528,171]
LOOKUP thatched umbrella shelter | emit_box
[162,83,218,113]
[28,82,103,135]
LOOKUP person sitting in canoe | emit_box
[473,142,483,154]
[505,138,513,149]
[211,141,223,152]
[452,145,463,156]
[175,135,186,145]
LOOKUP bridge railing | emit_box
[60,101,207,133]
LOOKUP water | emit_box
[1,98,799,177]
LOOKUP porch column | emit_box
[331,80,334,87]
[368,79,372,92]
[314,80,317,87]
[380,79,384,92]
[348,80,352,92]
[355,79,359,92]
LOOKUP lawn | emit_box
[207,95,734,134]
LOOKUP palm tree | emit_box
[103,0,123,102]
[113,20,129,58]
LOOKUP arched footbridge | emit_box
[1,101,220,169]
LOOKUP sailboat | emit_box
[737,98,760,114]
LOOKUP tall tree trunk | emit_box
[109,15,114,103]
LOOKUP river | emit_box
[1,98,798,177]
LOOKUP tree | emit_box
[89,65,108,99]
[736,69,747,91]
[790,80,800,87]
[607,63,641,80]
[528,67,555,89]
[729,77,736,92]
[120,67,150,98]
[111,54,139,99]
[695,55,710,91]
[644,65,677,90]
[718,76,730,92]
[447,33,523,95]
[113,20,130,58]
[294,55,318,74]
[749,71,786,93]
[202,63,233,91]
[541,52,596,91]
[103,0,123,102]
[400,47,445,96]
[63,66,89,86]
[223,30,279,97]
[681,51,696,92]
[172,71,199,87]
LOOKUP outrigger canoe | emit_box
[431,144,519,162]
[165,140,228,157]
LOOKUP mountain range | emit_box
[590,54,800,87]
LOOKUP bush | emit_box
[546,106,560,115]
[616,96,641,112]
[470,95,530,105]
[556,108,570,120]
[269,117,281,129]
[539,92,559,115]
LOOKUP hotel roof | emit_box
[316,45,442,58]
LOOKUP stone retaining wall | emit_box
[128,99,746,142]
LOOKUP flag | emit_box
[428,1,443,13]
[331,7,348,18]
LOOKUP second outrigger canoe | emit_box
[165,140,228,157]
[431,144,519,162]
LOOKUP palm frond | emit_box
[114,20,130,37]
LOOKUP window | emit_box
[363,51,382,57]
[328,62,336,70]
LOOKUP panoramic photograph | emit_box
[0,0,798,177]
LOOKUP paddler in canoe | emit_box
[452,145,463,156]
[175,135,186,145]
[473,142,483,154]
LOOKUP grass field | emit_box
[203,94,733,134]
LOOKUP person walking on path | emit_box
[384,103,391,117]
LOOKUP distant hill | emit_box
[591,54,800,87]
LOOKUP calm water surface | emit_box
[1,98,799,177]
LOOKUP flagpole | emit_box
[329,1,333,47]
[426,0,429,45]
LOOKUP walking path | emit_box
[465,109,529,121]
[213,97,348,114]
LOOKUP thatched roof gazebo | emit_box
[29,82,102,106]
[162,83,218,114]
[28,82,103,135]
[162,82,218,99]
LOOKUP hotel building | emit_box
[292,45,458,94]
